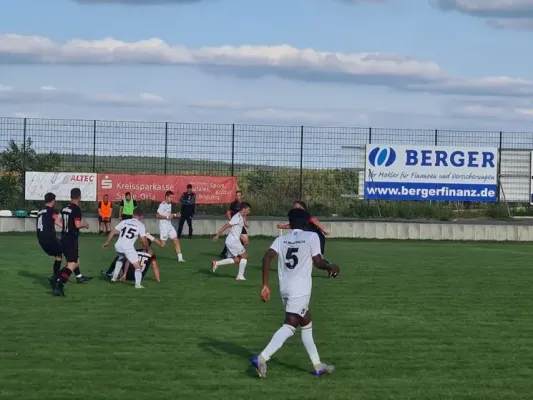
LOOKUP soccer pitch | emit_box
[1,234,532,400]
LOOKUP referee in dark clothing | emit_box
[178,184,196,239]
[219,190,248,258]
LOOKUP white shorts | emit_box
[159,224,177,241]
[226,240,246,258]
[282,295,310,316]
[115,245,139,264]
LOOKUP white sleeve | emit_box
[138,222,146,237]
[145,232,155,241]
[269,237,281,255]
[114,220,124,232]
[156,203,164,214]
[229,214,240,225]
[309,233,322,257]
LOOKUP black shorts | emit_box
[98,216,111,223]
[61,237,79,263]
[121,215,133,220]
[242,227,248,235]
[39,239,62,257]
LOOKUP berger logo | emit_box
[101,175,113,190]
[368,146,396,167]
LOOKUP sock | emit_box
[134,269,142,287]
[112,259,123,281]
[215,258,235,267]
[74,267,82,278]
[259,324,296,362]
[301,322,321,367]
[237,258,247,277]
[53,260,61,276]
[177,253,183,261]
[55,267,72,289]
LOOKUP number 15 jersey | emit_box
[114,218,147,250]
[269,229,322,298]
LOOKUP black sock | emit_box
[74,267,81,276]
[53,260,62,276]
[55,267,72,289]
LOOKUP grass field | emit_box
[1,234,533,400]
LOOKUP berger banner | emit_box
[25,172,97,201]
[364,145,498,202]
[97,174,237,204]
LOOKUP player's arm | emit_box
[260,238,280,302]
[145,233,164,248]
[310,216,328,235]
[118,200,124,219]
[120,261,131,281]
[53,212,63,228]
[310,234,339,275]
[276,223,290,229]
[152,259,160,283]
[103,223,121,248]
[156,205,177,220]
[213,222,231,241]
[74,208,89,229]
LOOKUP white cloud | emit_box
[434,0,533,29]
[1,33,531,98]
[0,85,166,108]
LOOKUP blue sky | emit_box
[2,0,533,133]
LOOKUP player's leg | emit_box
[235,250,248,281]
[102,255,120,278]
[111,252,126,282]
[212,241,243,275]
[299,309,335,376]
[98,217,104,235]
[169,227,184,262]
[251,303,302,378]
[122,249,144,288]
[177,214,186,239]
[186,215,193,238]
[73,259,92,283]
[105,219,112,234]
[53,240,79,296]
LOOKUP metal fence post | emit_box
[299,125,304,199]
[231,123,235,176]
[164,122,168,174]
[22,118,27,204]
[368,127,372,144]
[497,131,503,202]
[434,129,438,145]
[92,120,97,172]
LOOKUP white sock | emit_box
[301,322,321,366]
[215,258,234,267]
[76,274,82,278]
[259,324,296,362]
[177,253,183,261]
[237,258,247,277]
[112,259,123,281]
[134,269,142,286]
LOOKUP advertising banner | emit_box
[364,145,498,202]
[25,172,97,201]
[97,174,237,204]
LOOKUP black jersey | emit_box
[228,200,244,217]
[36,206,58,241]
[137,249,156,273]
[61,202,82,239]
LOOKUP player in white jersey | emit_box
[211,202,251,281]
[251,208,340,378]
[102,207,149,289]
[156,190,184,262]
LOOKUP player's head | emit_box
[288,208,310,230]
[133,207,143,219]
[165,190,173,202]
[239,202,251,216]
[125,192,132,201]
[186,184,192,193]
[235,190,243,201]
[70,188,81,202]
[103,194,109,202]
[293,200,307,210]
[44,192,56,206]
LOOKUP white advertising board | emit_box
[25,172,97,201]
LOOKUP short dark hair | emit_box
[125,192,131,197]
[294,200,307,210]
[288,208,310,230]
[236,190,242,195]
[241,202,251,209]
[70,188,81,200]
[133,207,143,217]
[165,190,173,197]
[186,184,192,189]
[44,192,56,203]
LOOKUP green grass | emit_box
[1,234,533,399]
